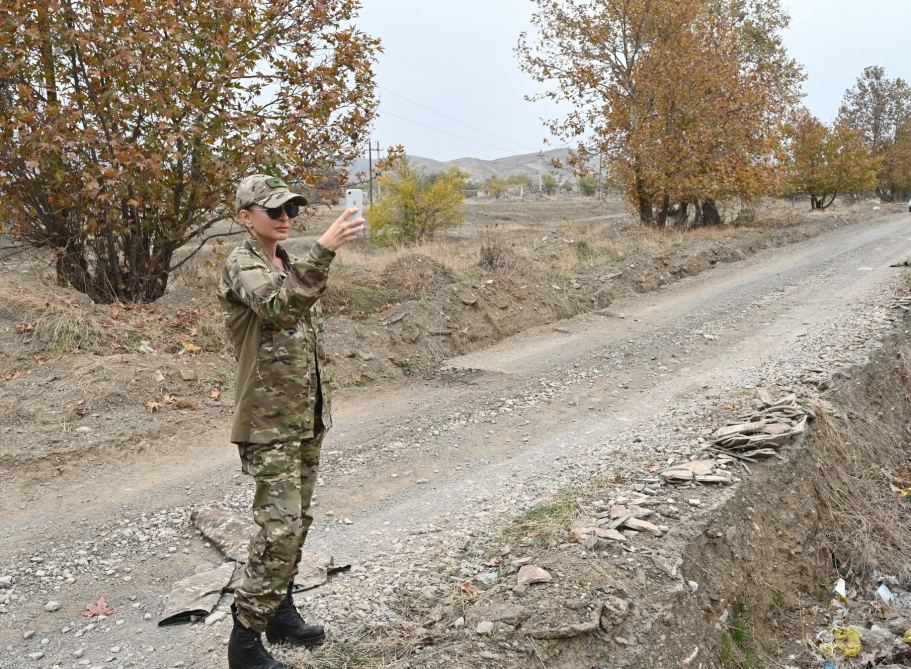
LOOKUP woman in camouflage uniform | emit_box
[218,175,363,669]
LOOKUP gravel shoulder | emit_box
[1,210,910,669]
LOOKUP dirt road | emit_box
[2,210,910,668]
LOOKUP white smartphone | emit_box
[345,188,364,220]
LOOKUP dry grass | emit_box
[0,283,129,354]
[809,363,911,581]
[0,280,229,356]
[338,237,477,275]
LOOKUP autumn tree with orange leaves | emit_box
[784,111,878,210]
[836,66,911,203]
[0,0,379,302]
[517,0,803,227]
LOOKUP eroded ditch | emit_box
[404,313,911,669]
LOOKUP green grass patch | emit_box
[719,602,763,669]
[504,490,582,546]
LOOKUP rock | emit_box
[23,630,35,640]
[526,601,604,639]
[459,292,478,306]
[624,518,664,536]
[593,527,628,543]
[27,652,44,660]
[476,620,494,635]
[610,505,652,520]
[0,576,12,588]
[661,459,716,481]
[475,603,529,627]
[400,324,421,343]
[44,601,61,612]
[205,611,227,626]
[517,565,552,586]
[474,571,498,589]
[179,369,197,382]
[452,616,465,628]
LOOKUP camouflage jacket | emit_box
[218,237,334,444]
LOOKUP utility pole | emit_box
[374,141,381,200]
[367,141,374,205]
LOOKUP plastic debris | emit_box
[876,583,895,605]
[832,578,848,606]
[833,627,862,659]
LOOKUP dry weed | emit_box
[810,411,911,581]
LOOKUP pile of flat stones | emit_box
[569,495,670,549]
[703,391,809,461]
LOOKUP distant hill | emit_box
[349,147,582,183]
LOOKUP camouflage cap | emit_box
[235,174,308,211]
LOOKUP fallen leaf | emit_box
[485,557,501,567]
[3,370,22,382]
[174,397,201,410]
[458,581,478,601]
[146,400,161,413]
[82,597,113,617]
[181,341,201,354]
[499,544,511,555]
[209,389,221,400]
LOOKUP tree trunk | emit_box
[819,194,837,210]
[656,194,671,227]
[692,200,703,227]
[55,244,92,296]
[675,201,689,228]
[633,165,653,226]
[638,193,653,226]
[701,199,722,226]
[875,186,895,203]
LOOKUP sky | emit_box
[357,0,911,162]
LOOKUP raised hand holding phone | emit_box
[318,206,365,252]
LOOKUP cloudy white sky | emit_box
[357,0,910,161]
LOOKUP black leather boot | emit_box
[264,585,326,647]
[228,604,289,669]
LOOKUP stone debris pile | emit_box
[569,495,671,549]
[660,457,735,484]
[707,391,809,460]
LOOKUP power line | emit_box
[380,111,523,155]
[378,85,540,154]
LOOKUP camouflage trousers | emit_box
[233,426,324,632]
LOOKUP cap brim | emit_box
[260,192,308,208]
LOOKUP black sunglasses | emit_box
[247,202,300,220]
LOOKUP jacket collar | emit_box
[243,236,292,269]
